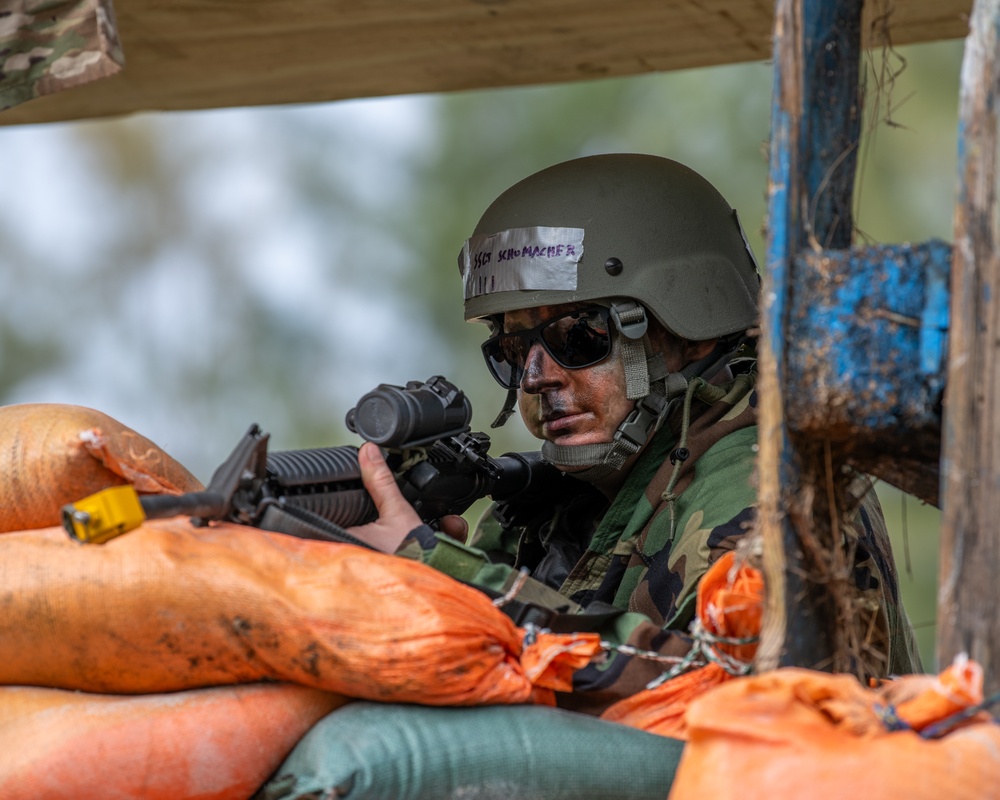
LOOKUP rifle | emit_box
[62,376,564,549]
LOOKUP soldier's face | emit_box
[506,304,634,455]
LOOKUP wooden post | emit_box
[939,0,1000,684]
[757,0,865,671]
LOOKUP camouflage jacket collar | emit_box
[559,358,758,604]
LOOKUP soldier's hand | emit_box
[346,442,422,553]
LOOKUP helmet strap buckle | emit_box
[610,300,653,400]
[610,301,648,340]
[615,392,667,450]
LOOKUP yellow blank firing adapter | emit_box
[62,485,147,544]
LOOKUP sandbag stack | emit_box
[0,403,613,799]
[4,402,997,800]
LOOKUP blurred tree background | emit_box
[0,37,961,667]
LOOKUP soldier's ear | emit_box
[681,338,720,366]
[646,323,717,372]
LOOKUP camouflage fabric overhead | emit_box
[0,0,123,112]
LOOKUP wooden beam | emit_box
[939,0,1000,686]
[0,0,975,126]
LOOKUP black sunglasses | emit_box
[481,306,614,389]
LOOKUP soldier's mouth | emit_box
[542,410,587,436]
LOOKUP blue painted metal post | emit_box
[757,0,865,672]
[785,241,950,507]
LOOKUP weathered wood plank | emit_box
[0,0,974,126]
[939,0,1000,685]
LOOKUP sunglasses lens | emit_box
[541,308,612,368]
[482,337,521,389]
[481,307,613,389]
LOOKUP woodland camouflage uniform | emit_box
[467,345,922,714]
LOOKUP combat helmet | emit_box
[458,153,761,474]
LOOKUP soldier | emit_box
[347,153,921,712]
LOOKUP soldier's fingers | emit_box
[357,443,420,525]
[438,514,469,544]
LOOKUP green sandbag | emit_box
[256,702,684,800]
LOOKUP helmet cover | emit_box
[459,153,760,340]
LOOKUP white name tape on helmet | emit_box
[461,226,584,300]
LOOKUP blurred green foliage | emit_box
[877,483,941,670]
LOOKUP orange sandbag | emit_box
[0,403,203,532]
[887,653,984,731]
[0,520,589,706]
[669,659,1000,800]
[520,630,604,693]
[600,550,763,739]
[0,682,346,800]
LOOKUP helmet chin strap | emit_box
[489,387,519,429]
